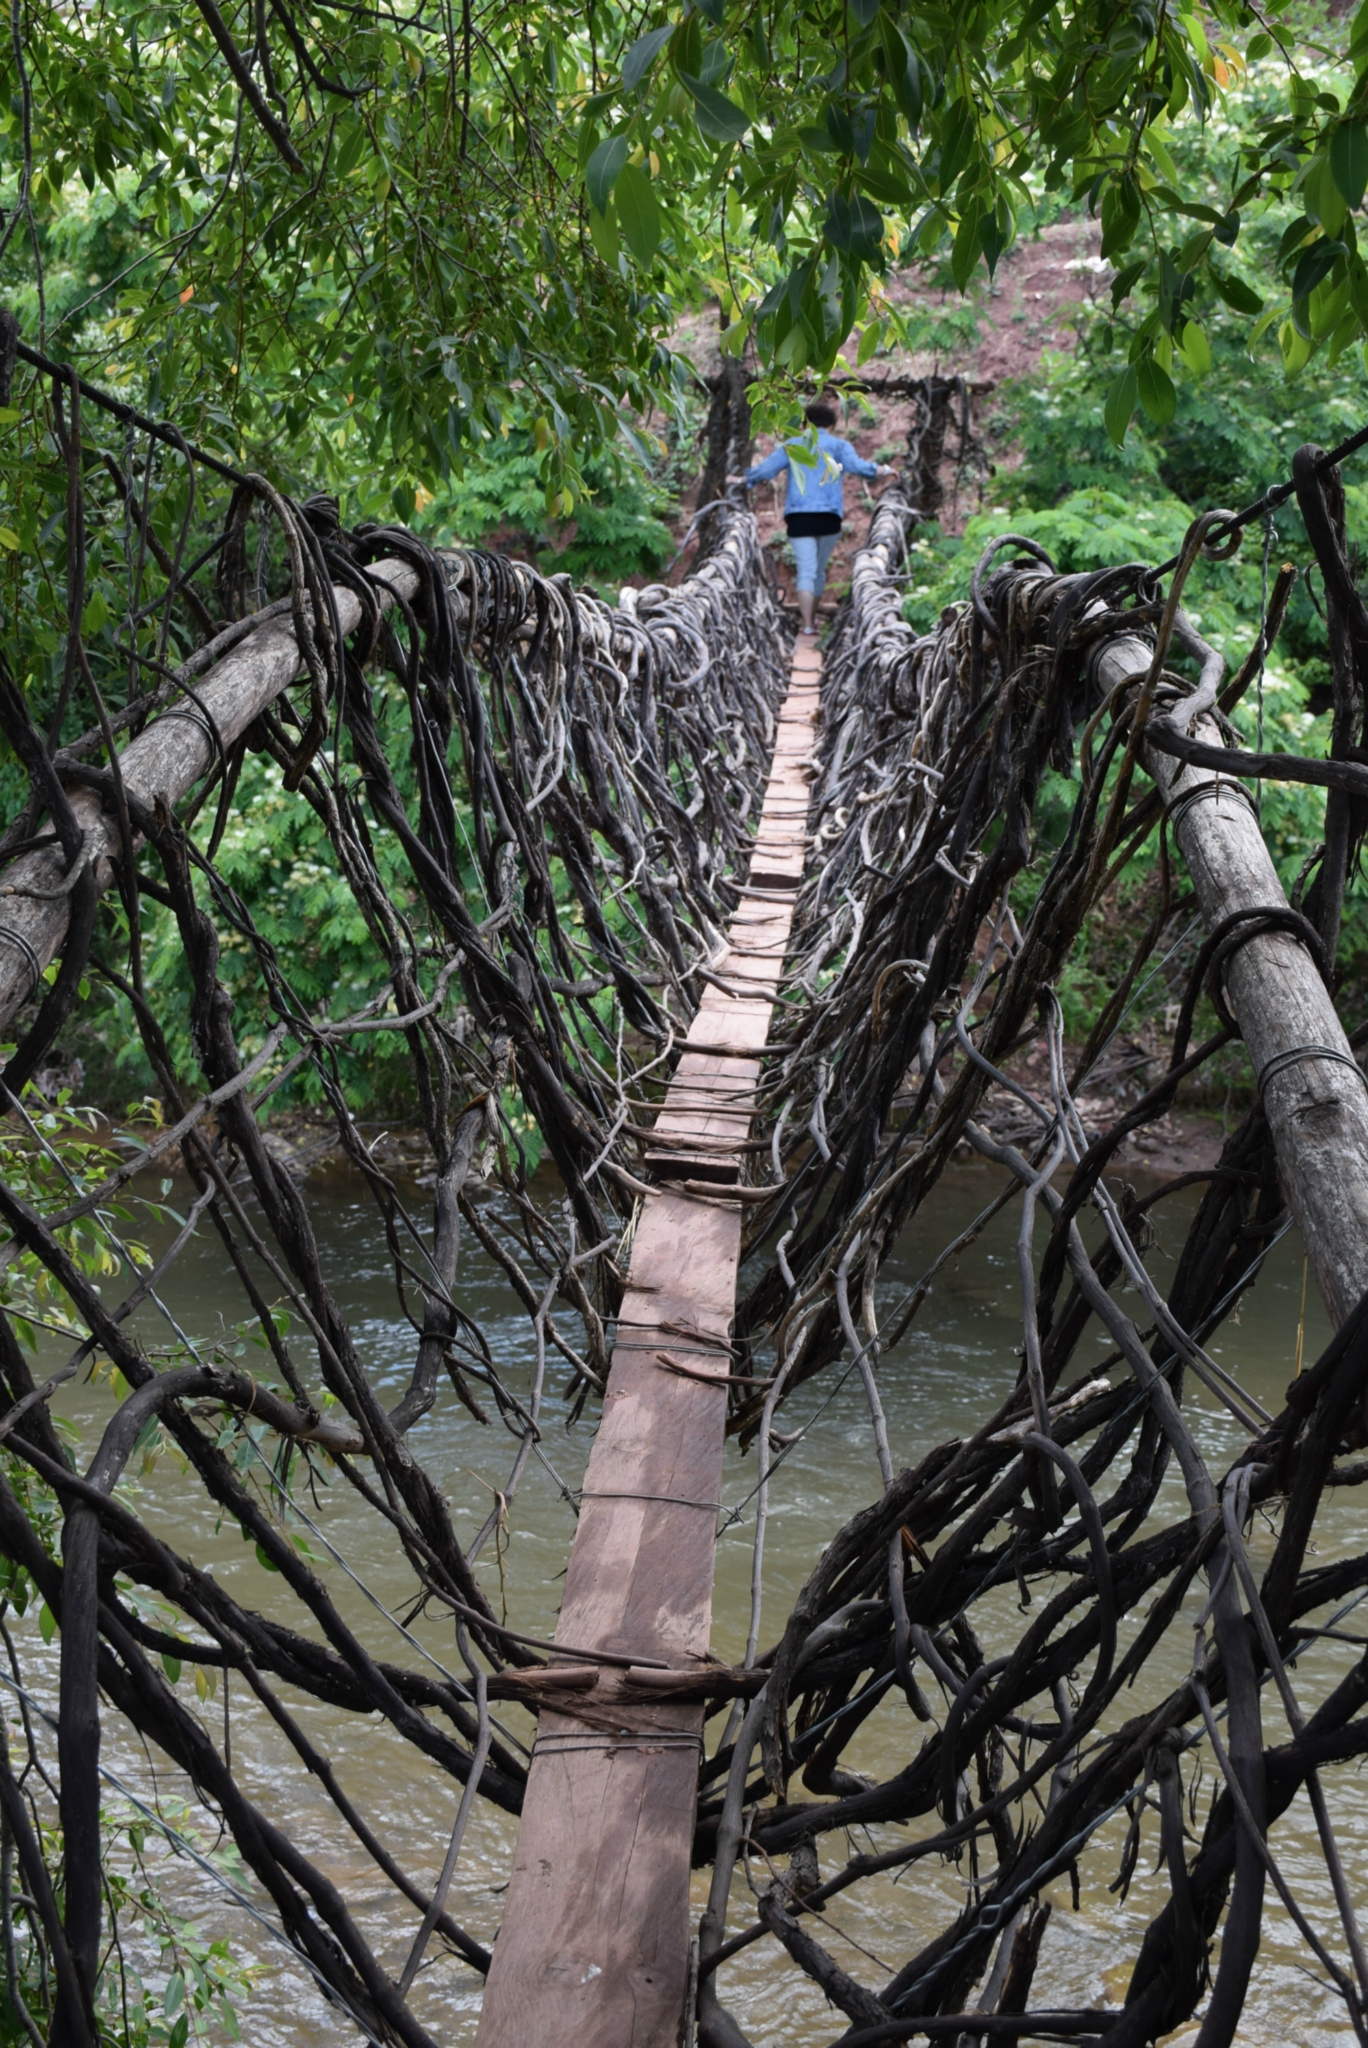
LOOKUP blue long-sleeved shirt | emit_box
[743,429,880,515]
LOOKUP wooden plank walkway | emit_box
[475,640,821,2047]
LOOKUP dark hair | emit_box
[804,400,837,429]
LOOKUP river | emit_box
[24,1156,1366,2045]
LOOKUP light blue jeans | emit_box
[790,530,840,595]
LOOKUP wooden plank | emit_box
[475,643,821,2048]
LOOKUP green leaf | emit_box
[622,25,673,93]
[755,273,787,322]
[577,119,602,172]
[1208,262,1263,314]
[38,1603,56,1645]
[1148,187,1225,227]
[1247,30,1273,59]
[699,38,731,86]
[1176,319,1211,375]
[162,1651,181,1682]
[824,189,884,261]
[826,99,855,154]
[1277,216,1316,265]
[335,119,367,180]
[1332,122,1368,211]
[1331,304,1360,366]
[1247,306,1281,350]
[669,13,704,80]
[1292,237,1348,306]
[855,157,914,206]
[1348,252,1368,326]
[1145,124,1179,184]
[1099,174,1142,259]
[585,135,628,214]
[982,197,1010,279]
[614,162,661,265]
[0,528,19,552]
[1136,356,1177,425]
[936,100,975,193]
[254,1541,281,1573]
[849,0,881,23]
[692,0,724,21]
[1304,155,1348,238]
[1319,276,1352,339]
[856,318,882,365]
[164,1971,185,2019]
[877,17,922,127]
[1110,259,1146,309]
[679,74,750,144]
[588,199,619,264]
[1104,365,1138,446]
[1280,317,1313,374]
[775,323,809,369]
[950,199,982,290]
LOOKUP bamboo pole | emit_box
[1098,633,1368,1326]
[0,560,420,1035]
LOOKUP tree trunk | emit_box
[698,356,753,513]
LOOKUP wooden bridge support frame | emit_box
[474,642,822,2046]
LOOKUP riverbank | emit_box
[222,1077,1229,1190]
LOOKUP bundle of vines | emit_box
[3,339,1368,2048]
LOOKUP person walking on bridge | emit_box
[733,400,894,636]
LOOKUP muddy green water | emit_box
[23,1161,1367,2044]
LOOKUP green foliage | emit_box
[1,1,675,512]
[417,430,676,588]
[586,0,1368,425]
[95,1819,251,2047]
[0,1088,169,1350]
[0,1790,251,2046]
[1005,45,1368,506]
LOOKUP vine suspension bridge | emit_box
[2,340,1368,2048]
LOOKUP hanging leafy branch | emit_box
[0,0,675,511]
[4,0,1367,516]
[580,0,1368,439]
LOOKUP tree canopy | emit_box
[3,0,1366,513]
